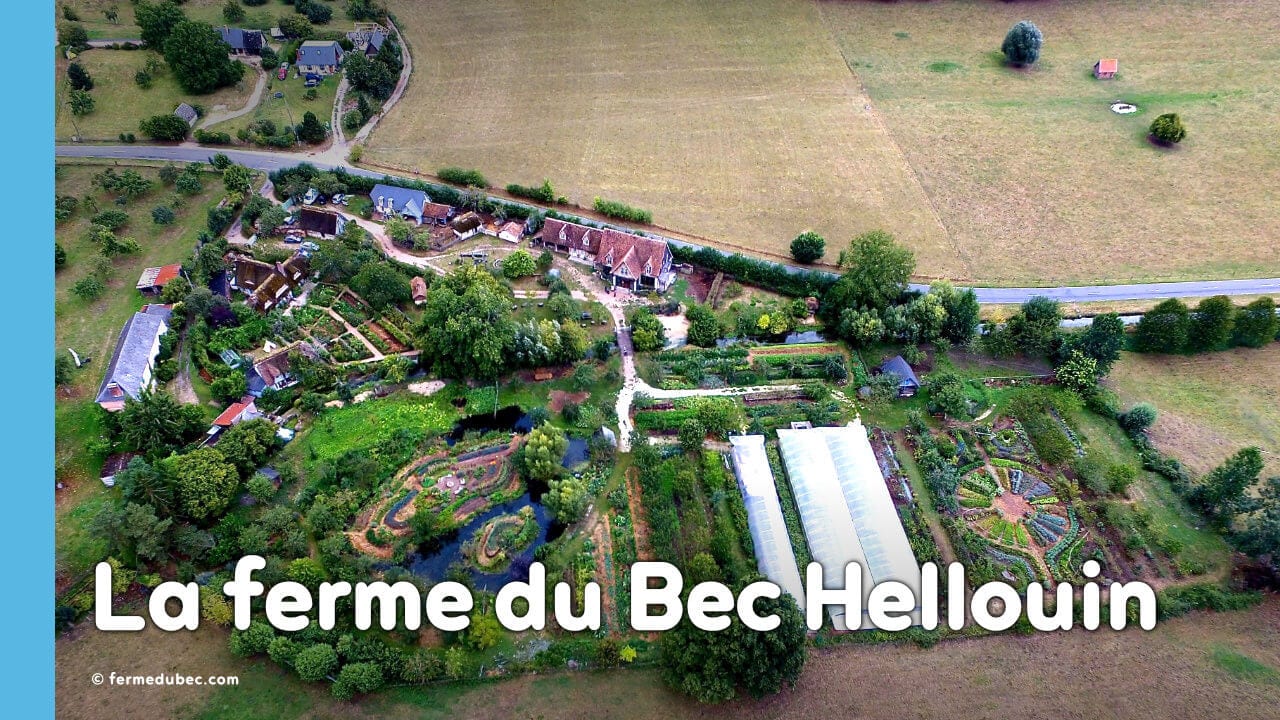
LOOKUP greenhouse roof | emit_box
[729,436,806,608]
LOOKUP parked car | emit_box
[302,188,318,205]
[283,235,302,244]
[300,241,320,251]
[277,63,288,80]
[331,193,344,204]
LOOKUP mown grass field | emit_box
[62,0,278,39]
[369,0,1279,286]
[54,161,239,579]
[207,69,338,139]
[367,0,958,276]
[1108,346,1280,477]
[55,48,254,142]
[56,599,1280,719]
[819,0,1280,285]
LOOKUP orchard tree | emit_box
[524,424,568,483]
[837,229,915,310]
[162,447,241,522]
[1002,20,1043,66]
[69,90,95,116]
[789,231,825,264]
[222,164,254,196]
[1149,113,1187,145]
[685,304,721,348]
[67,63,94,90]
[1134,298,1189,353]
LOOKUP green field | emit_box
[56,48,255,142]
[207,70,339,140]
[368,0,1280,286]
[61,0,278,39]
[53,161,240,579]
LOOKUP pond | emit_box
[404,493,563,591]
[716,330,829,348]
[446,405,532,446]
[562,437,589,469]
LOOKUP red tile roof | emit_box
[1096,58,1118,73]
[541,218,671,280]
[411,276,428,302]
[422,202,453,220]
[137,264,183,290]
[213,402,249,427]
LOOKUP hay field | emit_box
[1108,346,1280,476]
[820,0,1280,285]
[366,0,960,276]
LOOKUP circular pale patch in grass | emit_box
[1110,102,1138,114]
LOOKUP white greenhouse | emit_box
[729,435,806,607]
[777,419,921,630]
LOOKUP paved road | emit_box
[55,144,1280,305]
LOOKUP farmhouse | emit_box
[877,355,920,398]
[346,26,388,57]
[296,41,344,76]
[1093,58,1118,79]
[411,276,428,305]
[95,306,171,412]
[452,212,483,241]
[204,398,264,445]
[422,201,454,225]
[173,103,198,126]
[370,183,429,224]
[498,221,524,243]
[296,207,346,239]
[777,420,921,630]
[135,263,183,295]
[729,435,806,606]
[218,27,264,56]
[247,347,296,396]
[231,253,310,312]
[537,218,674,291]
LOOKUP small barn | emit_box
[877,355,921,398]
[173,103,198,126]
[1093,58,1118,80]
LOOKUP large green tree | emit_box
[685,304,721,348]
[163,21,245,93]
[1192,447,1263,522]
[1134,298,1190,353]
[523,424,568,483]
[1188,295,1235,351]
[1001,20,1043,66]
[1005,296,1061,356]
[162,447,241,522]
[544,474,588,523]
[350,262,411,310]
[214,419,278,477]
[136,1,187,49]
[932,281,980,344]
[837,230,915,310]
[1232,297,1278,348]
[659,588,806,703]
[119,388,207,458]
[1067,312,1126,375]
[415,266,514,379]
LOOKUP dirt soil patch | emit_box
[548,390,591,413]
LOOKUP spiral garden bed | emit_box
[469,506,539,571]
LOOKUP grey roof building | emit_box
[174,103,198,126]
[878,355,920,397]
[218,27,264,55]
[296,41,344,74]
[96,309,170,411]
[370,183,429,224]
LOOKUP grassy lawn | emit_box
[821,0,1280,285]
[370,0,956,276]
[54,160,236,578]
[62,0,278,39]
[55,599,1280,719]
[207,70,340,138]
[56,48,255,141]
[1106,347,1280,476]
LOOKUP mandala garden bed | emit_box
[468,506,539,571]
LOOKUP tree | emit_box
[1005,296,1061,356]
[215,419,278,477]
[257,205,288,235]
[686,304,721,348]
[176,170,203,195]
[1002,20,1043,66]
[502,249,537,279]
[789,231,825,264]
[1189,295,1235,351]
[72,274,106,302]
[119,388,207,458]
[1055,350,1099,392]
[678,418,706,453]
[344,47,398,100]
[524,424,568,483]
[116,456,177,516]
[350,262,411,310]
[136,1,187,49]
[296,111,327,144]
[1149,113,1187,145]
[294,643,339,682]
[69,90,96,116]
[1192,447,1263,521]
[380,355,413,384]
[277,14,314,40]
[1119,403,1158,433]
[932,281,980,343]
[628,308,666,352]
[247,473,277,503]
[332,662,383,700]
[228,621,274,657]
[546,293,576,321]
[838,230,915,310]
[837,307,883,347]
[925,371,969,419]
[163,21,245,93]
[222,164,254,196]
[211,372,248,404]
[58,23,89,52]
[659,588,806,703]
[544,474,588,523]
[152,205,176,225]
[1134,298,1190,353]
[1232,297,1278,348]
[67,63,94,91]
[55,242,68,270]
[162,447,241,522]
[1069,312,1126,375]
[906,292,947,343]
[139,114,190,141]
[1238,476,1280,559]
[222,0,245,24]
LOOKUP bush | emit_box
[506,179,555,203]
[789,231,825,263]
[194,129,232,145]
[1149,113,1187,145]
[152,206,176,225]
[92,209,130,230]
[437,167,488,187]
[1120,403,1157,433]
[139,114,190,142]
[1002,21,1043,66]
[592,197,651,224]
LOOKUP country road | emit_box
[54,144,1280,305]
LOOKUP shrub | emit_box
[194,129,232,145]
[139,114,190,142]
[592,197,651,224]
[1119,403,1157,433]
[506,179,555,203]
[437,167,488,187]
[1001,21,1043,66]
[1149,113,1187,145]
[152,206,176,225]
[789,231,825,263]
